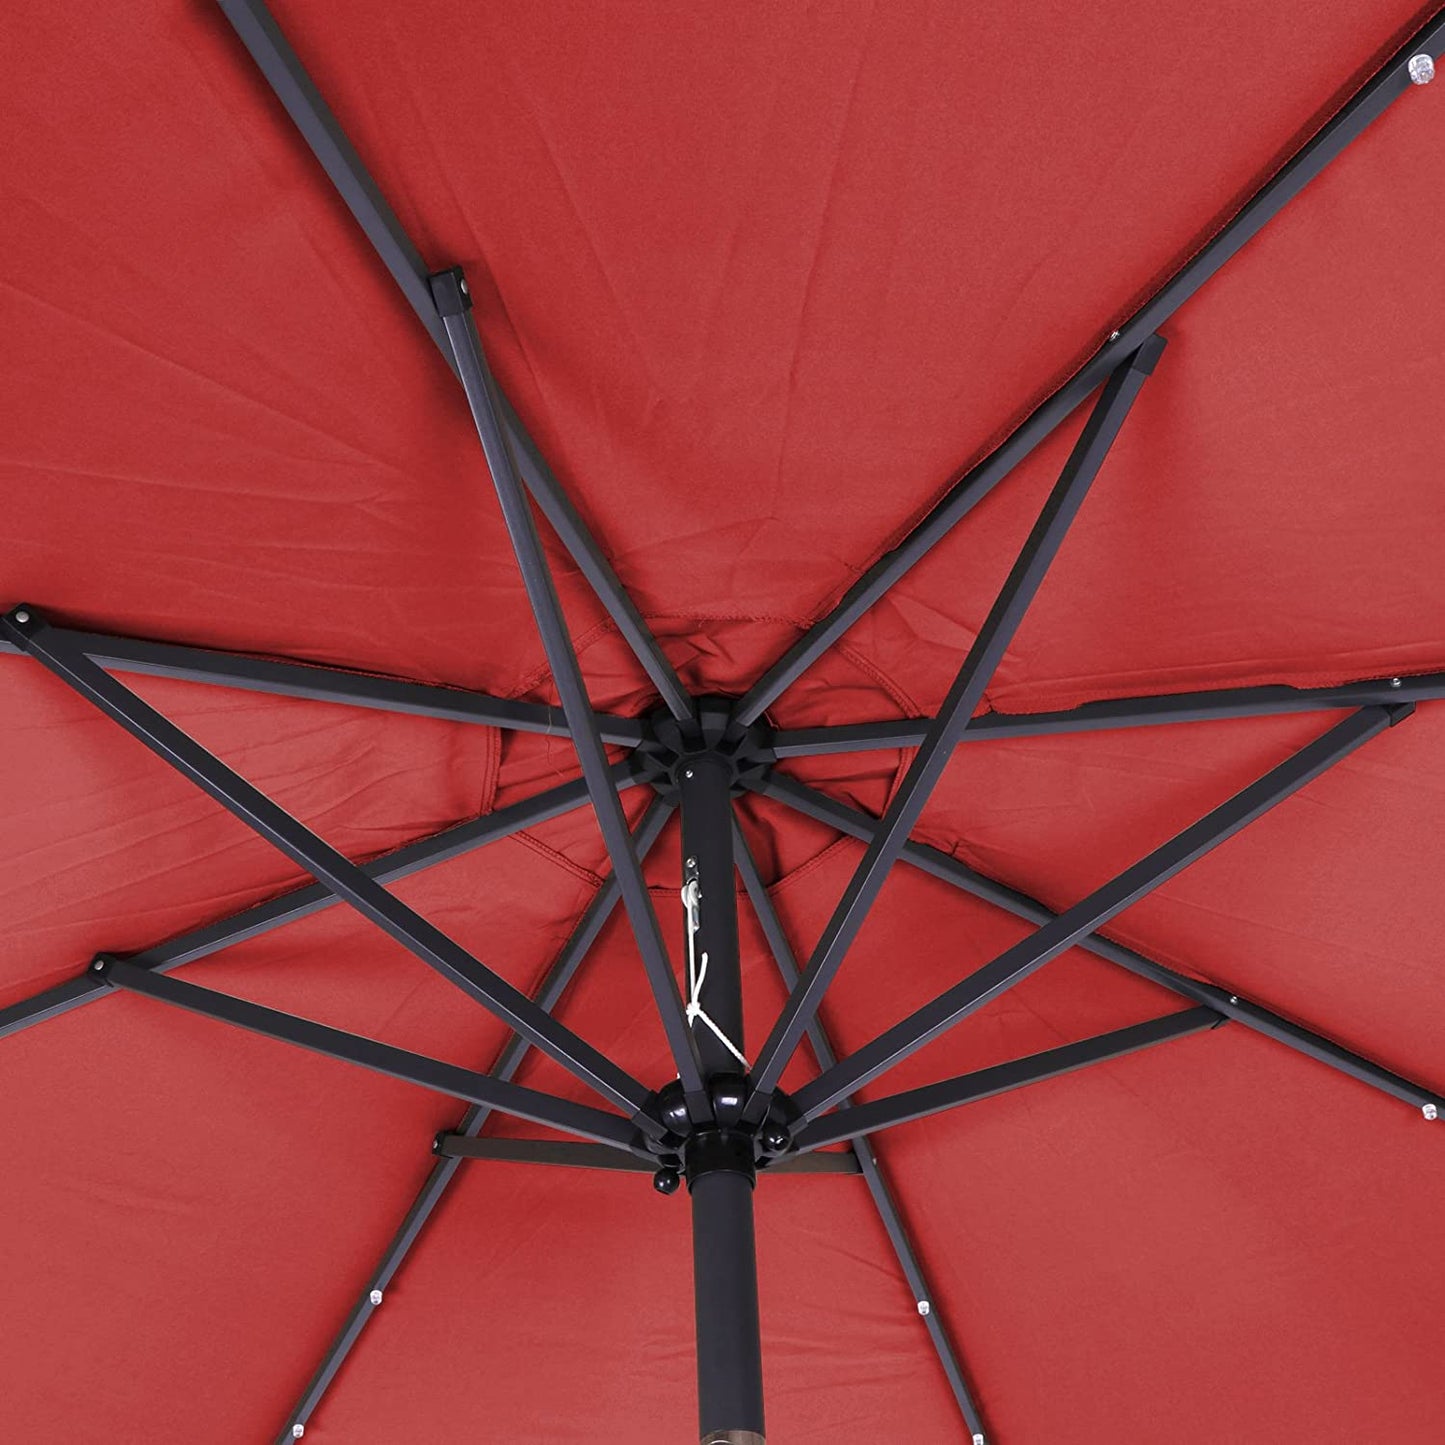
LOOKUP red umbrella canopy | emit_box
[3,2,1445,1441]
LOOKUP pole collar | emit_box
[684,1128,756,1190]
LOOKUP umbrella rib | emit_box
[429,269,709,1115]
[731,817,991,1445]
[777,705,1411,1121]
[743,337,1167,1123]
[97,958,646,1153]
[211,0,692,722]
[273,800,669,1444]
[0,762,641,1045]
[0,625,644,745]
[793,1009,1221,1152]
[2,608,663,1132]
[432,1135,863,1173]
[767,671,1444,757]
[732,9,1445,728]
[751,769,1445,1119]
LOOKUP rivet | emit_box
[1389,677,1403,688]
[973,1435,986,1445]
[369,1288,384,1306]
[1407,53,1435,85]
[1424,1103,1439,1121]
[1228,995,1239,1006]
[459,277,470,294]
[1108,330,1121,342]
[685,769,693,778]
[12,610,29,624]
[292,1427,305,1440]
[93,959,106,972]
[917,1299,931,1316]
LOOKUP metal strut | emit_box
[744,336,1167,1125]
[430,268,709,1120]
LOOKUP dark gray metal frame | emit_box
[5,6,1443,1444]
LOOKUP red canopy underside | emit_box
[2,1,1443,1440]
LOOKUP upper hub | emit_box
[635,695,772,800]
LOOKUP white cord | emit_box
[681,877,748,1068]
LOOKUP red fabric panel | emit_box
[2,0,1442,1440]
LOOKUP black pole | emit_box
[689,1145,765,1445]
[677,759,764,1443]
[679,755,745,1074]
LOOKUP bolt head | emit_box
[917,1299,931,1317]
[759,1125,789,1155]
[1228,995,1239,1006]
[369,1288,384,1306]
[1424,1103,1439,1121]
[1408,53,1435,85]
[12,610,29,624]
[973,1435,987,1445]
[1390,676,1403,688]
[291,1427,305,1440]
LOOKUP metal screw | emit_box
[973,1435,987,1445]
[1228,995,1239,1006]
[686,857,696,868]
[1390,677,1403,688]
[917,1299,931,1316]
[12,610,29,624]
[369,1288,384,1306]
[93,959,106,972]
[459,277,471,295]
[291,1427,305,1440]
[1424,1103,1439,1121]
[1408,53,1435,85]
[1108,330,1121,342]
[685,769,693,778]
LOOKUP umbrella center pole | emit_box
[677,748,766,1445]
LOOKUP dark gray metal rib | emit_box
[0,762,642,1046]
[212,0,692,720]
[745,338,1166,1117]
[0,625,643,745]
[793,1009,1220,1151]
[102,959,645,1152]
[433,1136,861,1174]
[733,12,1445,727]
[4,609,656,1124]
[731,819,990,1444]
[793,707,1397,1119]
[275,802,670,1445]
[432,271,707,1111]
[766,673,1442,757]
[753,736,1445,1119]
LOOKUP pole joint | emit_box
[684,1128,757,1191]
